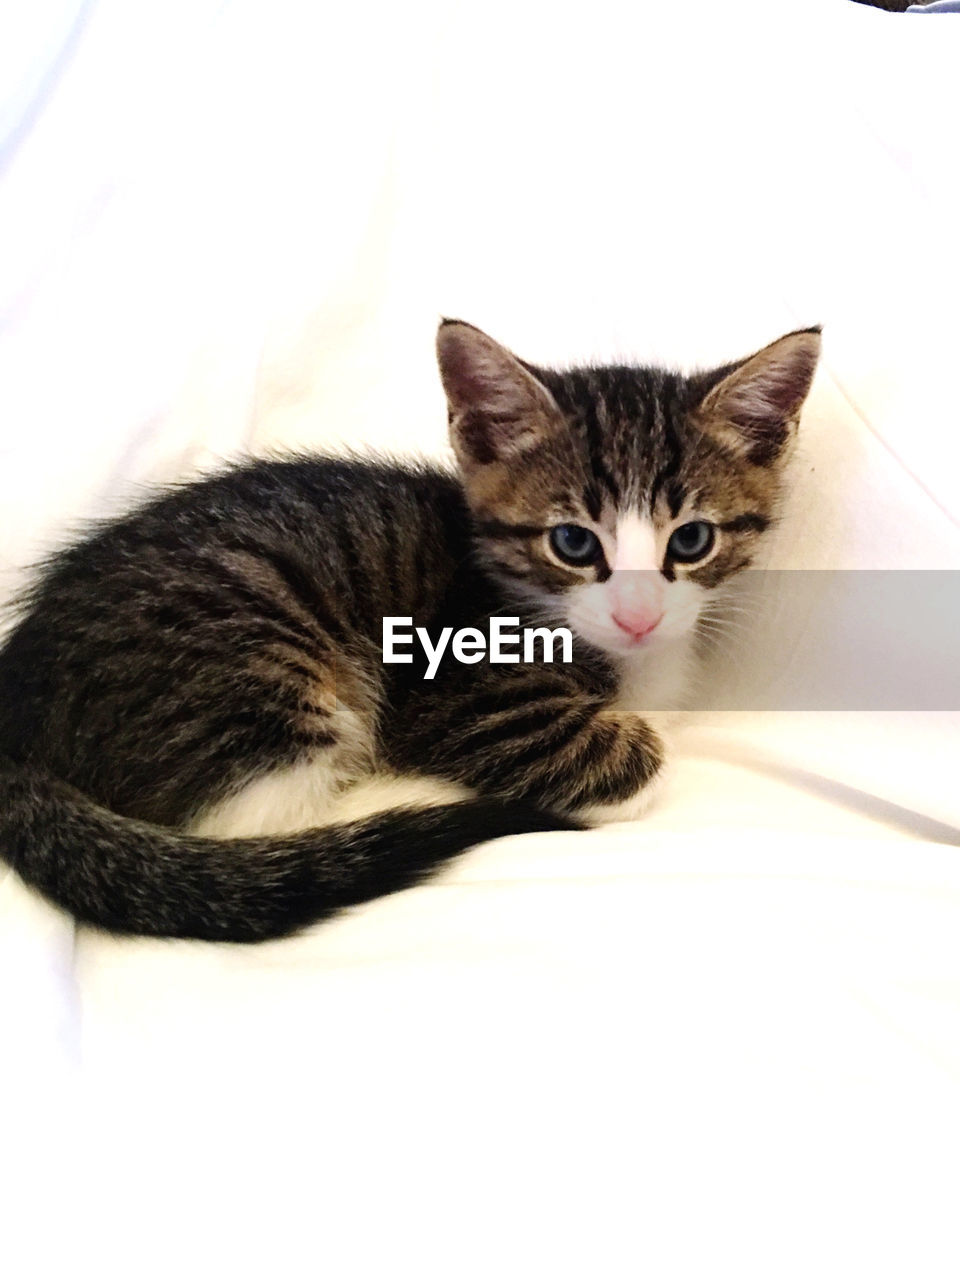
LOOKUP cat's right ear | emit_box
[437,320,562,468]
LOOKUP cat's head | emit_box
[437,319,820,658]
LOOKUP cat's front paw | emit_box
[575,766,666,826]
[571,710,665,826]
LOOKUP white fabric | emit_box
[1,2,958,1276]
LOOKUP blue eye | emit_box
[549,524,601,566]
[667,521,715,564]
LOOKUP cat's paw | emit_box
[575,766,666,826]
[571,710,666,826]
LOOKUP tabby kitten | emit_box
[0,320,820,941]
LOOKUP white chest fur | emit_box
[612,631,698,719]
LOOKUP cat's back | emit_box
[28,454,464,580]
[6,454,468,624]
[0,455,471,781]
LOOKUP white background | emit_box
[1,3,959,1277]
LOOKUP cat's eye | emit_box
[549,524,601,566]
[666,520,715,564]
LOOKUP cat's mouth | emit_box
[570,614,670,657]
[604,627,664,655]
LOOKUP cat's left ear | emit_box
[695,327,821,465]
[437,320,563,469]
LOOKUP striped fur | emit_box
[0,321,819,940]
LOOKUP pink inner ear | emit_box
[439,327,542,418]
[727,352,819,428]
[438,323,559,464]
[705,331,820,462]
[439,335,500,407]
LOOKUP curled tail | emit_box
[0,759,580,942]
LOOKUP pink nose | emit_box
[612,609,662,641]
[609,571,664,641]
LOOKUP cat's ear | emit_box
[437,320,562,467]
[695,327,821,465]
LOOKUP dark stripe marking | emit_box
[650,417,683,512]
[718,513,769,534]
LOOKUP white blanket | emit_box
[2,2,958,1276]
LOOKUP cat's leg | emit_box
[572,731,667,824]
[571,636,703,823]
[385,665,664,821]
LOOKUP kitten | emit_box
[0,320,819,941]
